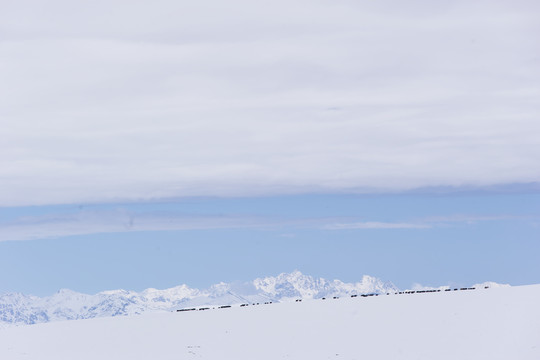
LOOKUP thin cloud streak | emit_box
[3,211,426,242]
[2,208,535,242]
[0,211,269,242]
[323,222,431,230]
[324,214,540,230]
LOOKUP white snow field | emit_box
[1,284,539,360]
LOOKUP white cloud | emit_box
[1,208,436,242]
[323,222,430,230]
[323,214,540,230]
[1,0,539,206]
[0,210,269,242]
[1,207,536,241]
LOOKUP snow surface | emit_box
[1,284,538,360]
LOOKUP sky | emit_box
[0,0,539,296]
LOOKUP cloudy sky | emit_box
[1,0,539,295]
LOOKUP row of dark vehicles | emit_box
[176,286,485,312]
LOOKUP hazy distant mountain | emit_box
[0,271,501,326]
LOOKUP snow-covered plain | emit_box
[1,284,538,360]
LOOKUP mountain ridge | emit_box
[0,271,504,326]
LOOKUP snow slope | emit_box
[0,271,397,326]
[1,284,538,360]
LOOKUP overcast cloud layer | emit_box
[1,0,539,206]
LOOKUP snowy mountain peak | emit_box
[253,270,398,299]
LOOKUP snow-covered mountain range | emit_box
[0,271,506,327]
[0,271,398,326]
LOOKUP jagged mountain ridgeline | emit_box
[0,271,398,326]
